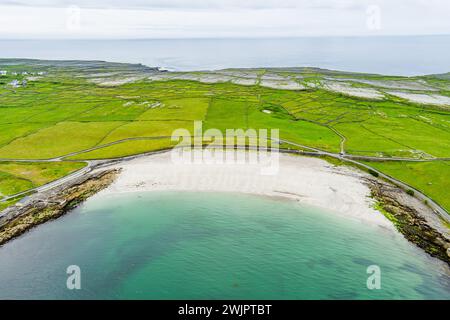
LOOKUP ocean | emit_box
[0,191,448,299]
[1,35,450,76]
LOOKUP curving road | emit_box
[0,136,449,224]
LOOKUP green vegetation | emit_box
[361,161,450,212]
[100,120,193,144]
[0,122,123,159]
[373,201,400,228]
[0,161,86,199]
[368,169,379,177]
[0,59,449,214]
[68,139,176,160]
[0,197,24,211]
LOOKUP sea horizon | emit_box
[1,35,450,76]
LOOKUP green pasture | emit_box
[0,62,449,214]
[0,161,86,199]
[361,160,450,213]
[67,138,175,160]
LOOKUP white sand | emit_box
[98,151,394,229]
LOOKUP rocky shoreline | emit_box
[0,169,120,246]
[100,151,450,266]
[0,155,449,267]
[366,178,450,265]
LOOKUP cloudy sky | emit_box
[0,0,449,38]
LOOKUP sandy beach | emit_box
[97,151,395,229]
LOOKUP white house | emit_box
[0,70,7,76]
[9,80,20,88]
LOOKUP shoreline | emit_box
[98,151,394,228]
[97,150,450,263]
[0,169,120,246]
[0,150,449,264]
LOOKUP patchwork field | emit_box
[0,59,449,213]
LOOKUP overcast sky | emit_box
[0,0,449,38]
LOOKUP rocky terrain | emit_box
[368,178,450,264]
[0,169,120,246]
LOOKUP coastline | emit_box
[1,150,449,264]
[91,150,450,264]
[0,169,120,246]
[98,151,394,228]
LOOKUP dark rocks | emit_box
[369,180,450,265]
[0,169,120,246]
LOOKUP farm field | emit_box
[0,161,86,209]
[360,160,450,213]
[0,59,449,213]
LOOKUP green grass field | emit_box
[360,160,450,212]
[0,59,449,213]
[0,161,86,198]
[68,138,176,160]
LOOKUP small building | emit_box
[9,80,20,88]
[22,79,27,86]
[0,70,7,76]
[21,71,28,75]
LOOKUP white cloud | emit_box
[0,0,449,38]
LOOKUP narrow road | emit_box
[0,136,173,163]
[1,162,92,202]
[277,138,450,223]
[0,136,448,163]
[328,126,346,155]
[1,137,449,224]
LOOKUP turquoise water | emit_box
[0,191,449,299]
[1,36,450,75]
